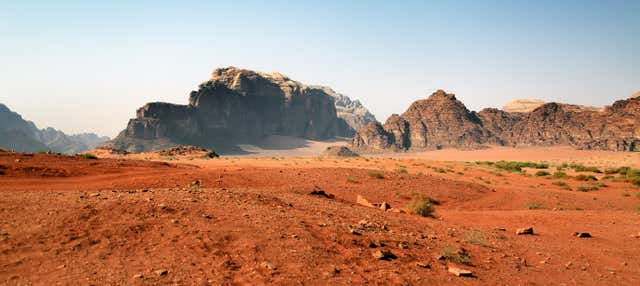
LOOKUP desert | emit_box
[1,1,639,285]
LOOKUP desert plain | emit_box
[1,144,639,285]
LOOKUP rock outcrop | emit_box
[105,67,354,153]
[631,91,640,99]
[321,146,359,157]
[503,99,545,113]
[352,90,640,152]
[0,104,109,153]
[310,86,376,132]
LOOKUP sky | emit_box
[0,0,638,137]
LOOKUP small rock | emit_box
[416,262,431,269]
[202,214,212,219]
[379,202,391,211]
[349,229,361,236]
[154,269,168,276]
[448,266,473,277]
[372,250,397,261]
[133,274,144,279]
[398,241,409,249]
[515,227,534,235]
[261,262,277,270]
[356,195,375,208]
[565,261,573,269]
[309,187,335,199]
[158,203,168,209]
[170,219,179,224]
[573,232,592,238]
[90,193,100,197]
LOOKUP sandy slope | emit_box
[0,149,639,285]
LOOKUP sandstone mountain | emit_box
[352,90,640,152]
[0,103,109,153]
[631,91,640,99]
[105,67,356,153]
[309,85,376,132]
[503,99,545,113]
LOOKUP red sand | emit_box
[1,150,639,285]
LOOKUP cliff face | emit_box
[351,90,640,152]
[106,67,353,153]
[309,85,376,133]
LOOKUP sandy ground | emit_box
[1,147,639,285]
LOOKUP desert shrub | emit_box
[527,202,544,210]
[82,153,98,160]
[605,166,631,175]
[577,186,600,192]
[601,175,616,180]
[623,192,631,197]
[551,171,570,179]
[405,194,436,217]
[491,161,548,172]
[552,181,571,190]
[397,167,408,174]
[598,182,608,188]
[346,177,358,183]
[433,167,447,173]
[368,170,384,179]
[570,164,602,173]
[440,245,471,265]
[535,171,551,177]
[462,229,487,246]
[575,174,598,182]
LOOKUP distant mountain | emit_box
[309,85,376,132]
[631,91,640,99]
[352,90,640,152]
[503,99,545,113]
[104,67,356,153]
[0,103,109,153]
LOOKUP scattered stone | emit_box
[565,261,573,269]
[573,232,592,238]
[397,241,409,249]
[416,262,431,269]
[261,262,277,270]
[515,227,534,235]
[133,274,144,279]
[14,159,21,163]
[192,180,201,188]
[154,269,168,276]
[379,202,391,211]
[356,195,375,208]
[90,193,100,197]
[372,250,397,261]
[158,203,168,209]
[202,214,212,219]
[309,187,335,199]
[349,229,362,236]
[448,266,473,277]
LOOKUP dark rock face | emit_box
[321,146,359,157]
[310,85,376,133]
[352,90,640,152]
[106,67,353,153]
[0,103,109,153]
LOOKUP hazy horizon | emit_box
[1,0,638,137]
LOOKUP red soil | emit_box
[1,151,639,285]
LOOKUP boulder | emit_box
[321,146,359,157]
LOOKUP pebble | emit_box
[515,227,534,235]
[154,269,168,276]
[372,250,397,261]
[448,266,473,277]
[261,262,277,270]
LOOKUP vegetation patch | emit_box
[527,202,544,210]
[462,229,487,247]
[535,171,551,177]
[440,245,471,265]
[575,174,598,182]
[368,170,385,179]
[475,161,548,172]
[82,153,98,160]
[577,186,600,192]
[552,181,571,190]
[405,194,437,217]
[570,164,602,173]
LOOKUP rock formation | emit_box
[631,91,640,99]
[310,86,376,132]
[321,146,359,157]
[0,103,109,153]
[352,90,640,152]
[503,99,545,113]
[105,67,354,153]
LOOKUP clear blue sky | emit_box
[1,0,638,137]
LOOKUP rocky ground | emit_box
[1,149,639,285]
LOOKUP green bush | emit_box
[575,174,598,181]
[405,195,436,217]
[577,186,600,192]
[82,153,98,160]
[476,161,548,172]
[440,245,471,265]
[535,171,551,177]
[368,170,384,179]
[570,164,602,173]
[551,171,570,179]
